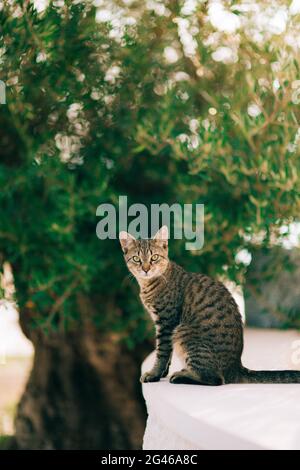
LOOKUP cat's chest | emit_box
[140,293,168,321]
[141,296,159,319]
[140,292,178,322]
[144,304,157,322]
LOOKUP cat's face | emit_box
[119,226,169,281]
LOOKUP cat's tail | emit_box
[236,367,300,384]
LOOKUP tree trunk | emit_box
[14,295,151,450]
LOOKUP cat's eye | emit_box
[132,256,141,263]
[151,254,159,262]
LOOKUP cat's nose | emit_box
[142,263,150,273]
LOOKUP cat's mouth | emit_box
[140,271,154,279]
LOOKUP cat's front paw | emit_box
[140,371,161,383]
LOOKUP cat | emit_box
[119,226,300,385]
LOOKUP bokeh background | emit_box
[1,0,300,450]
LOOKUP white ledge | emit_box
[142,328,300,450]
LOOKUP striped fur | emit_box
[120,228,300,385]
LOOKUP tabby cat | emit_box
[120,226,300,385]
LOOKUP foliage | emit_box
[0,0,300,337]
[0,435,14,450]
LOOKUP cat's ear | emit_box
[153,225,168,249]
[119,231,136,254]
